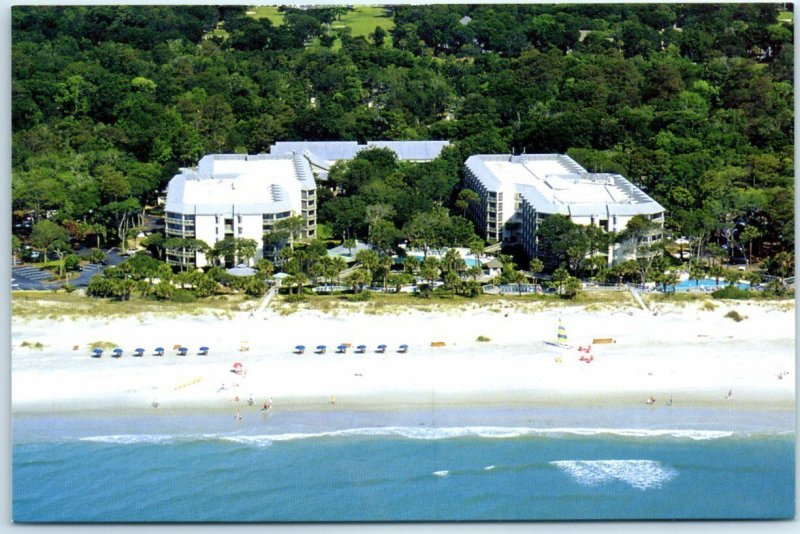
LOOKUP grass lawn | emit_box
[339,5,394,38]
[248,6,285,26]
[307,6,394,52]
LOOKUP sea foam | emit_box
[74,426,738,447]
[550,460,677,490]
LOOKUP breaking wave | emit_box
[74,426,748,447]
[551,459,677,490]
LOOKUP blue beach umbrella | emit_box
[376,344,387,353]
[315,345,326,354]
[355,345,367,353]
[177,347,188,356]
[294,345,305,354]
[336,344,347,353]
[91,348,103,357]
[154,347,164,356]
[398,344,409,353]
[112,348,123,357]
[134,348,145,357]
[198,346,209,355]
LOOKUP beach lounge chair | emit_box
[315,345,326,354]
[336,344,347,354]
[154,347,164,356]
[91,348,103,358]
[355,345,367,354]
[198,346,209,356]
[294,345,305,354]
[133,348,145,357]
[398,344,408,353]
[376,344,387,354]
[112,348,123,358]
[177,347,188,356]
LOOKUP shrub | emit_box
[711,286,750,300]
[284,293,307,303]
[62,284,77,293]
[348,291,372,302]
[700,301,716,311]
[64,254,82,272]
[477,335,491,342]
[724,310,745,322]
[171,289,196,303]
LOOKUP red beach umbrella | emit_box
[232,362,243,369]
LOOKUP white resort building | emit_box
[269,140,450,180]
[164,153,317,267]
[463,154,665,265]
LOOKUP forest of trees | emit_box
[10,4,795,292]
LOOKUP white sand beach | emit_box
[11,300,795,415]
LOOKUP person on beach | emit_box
[726,389,733,400]
[646,396,656,405]
[235,411,242,421]
[217,383,227,393]
[667,396,673,407]
[247,395,254,406]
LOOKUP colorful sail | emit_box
[557,318,567,345]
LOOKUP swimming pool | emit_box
[399,255,483,267]
[672,279,751,292]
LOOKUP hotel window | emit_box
[238,228,243,235]
[237,215,242,224]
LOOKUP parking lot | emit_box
[11,249,126,291]
[12,265,54,290]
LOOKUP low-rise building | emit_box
[464,154,664,265]
[270,140,450,180]
[164,153,316,267]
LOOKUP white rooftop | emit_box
[466,154,663,217]
[166,154,315,216]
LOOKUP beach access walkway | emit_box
[627,285,651,312]
[252,284,279,317]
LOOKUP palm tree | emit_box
[688,261,706,286]
[529,258,544,292]
[343,237,357,257]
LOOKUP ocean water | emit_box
[12,407,795,522]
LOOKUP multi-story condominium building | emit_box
[269,140,450,180]
[164,153,316,267]
[464,154,665,265]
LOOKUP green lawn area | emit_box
[337,5,394,38]
[778,11,793,22]
[298,6,395,52]
[248,6,285,26]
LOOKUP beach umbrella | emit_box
[232,362,243,369]
[177,347,188,356]
[376,344,387,353]
[294,345,305,354]
[398,344,409,353]
[112,348,123,358]
[355,345,367,354]
[198,346,209,355]
[91,348,103,357]
[134,348,145,357]
[336,344,347,353]
[154,347,164,356]
[315,345,326,354]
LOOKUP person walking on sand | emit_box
[726,389,733,400]
[236,411,242,421]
